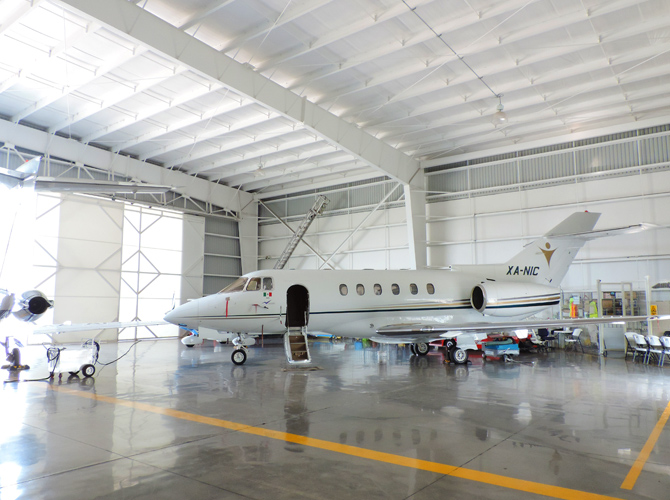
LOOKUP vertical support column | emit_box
[403,171,426,270]
[239,200,259,275]
[597,279,603,355]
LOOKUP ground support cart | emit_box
[47,340,99,378]
[482,339,520,362]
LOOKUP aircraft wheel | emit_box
[409,344,416,355]
[451,347,469,365]
[185,344,194,348]
[414,342,430,356]
[10,347,20,367]
[81,364,96,377]
[231,349,247,365]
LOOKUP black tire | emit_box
[81,364,96,377]
[451,347,469,365]
[10,347,20,366]
[415,342,430,356]
[185,344,194,348]
[409,344,416,355]
[231,349,247,365]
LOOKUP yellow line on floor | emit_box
[621,400,670,490]
[51,385,625,500]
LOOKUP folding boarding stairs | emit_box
[284,327,311,364]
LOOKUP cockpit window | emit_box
[219,277,247,293]
[246,277,261,291]
[263,277,273,291]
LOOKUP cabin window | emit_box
[374,284,382,295]
[410,283,418,295]
[391,283,400,295]
[220,277,247,293]
[246,277,261,291]
[263,277,273,290]
[356,284,365,295]
[427,283,435,294]
[340,284,348,296]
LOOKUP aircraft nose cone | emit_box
[164,301,197,326]
[163,308,179,324]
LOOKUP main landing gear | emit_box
[409,342,430,356]
[409,339,469,365]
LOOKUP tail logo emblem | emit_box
[540,242,556,267]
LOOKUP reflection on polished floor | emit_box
[2,338,670,500]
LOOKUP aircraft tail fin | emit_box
[505,212,601,285]
[16,156,41,177]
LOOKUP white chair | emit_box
[645,336,664,366]
[660,336,670,366]
[624,332,636,359]
[564,328,583,353]
[632,334,649,363]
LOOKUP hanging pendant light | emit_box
[492,95,508,125]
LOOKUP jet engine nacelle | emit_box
[12,290,53,322]
[471,281,560,317]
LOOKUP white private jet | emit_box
[164,211,658,366]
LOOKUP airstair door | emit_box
[284,285,311,364]
[286,284,309,328]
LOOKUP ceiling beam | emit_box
[54,0,420,187]
[0,119,253,213]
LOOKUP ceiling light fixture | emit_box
[252,159,265,177]
[492,95,508,126]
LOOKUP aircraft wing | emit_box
[374,315,667,342]
[33,320,169,335]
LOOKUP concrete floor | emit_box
[1,338,669,500]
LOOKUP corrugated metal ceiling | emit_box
[0,0,669,200]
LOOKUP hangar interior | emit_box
[1,1,670,499]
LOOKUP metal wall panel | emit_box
[519,152,574,182]
[204,234,241,255]
[205,217,239,237]
[639,135,670,165]
[427,124,670,201]
[203,214,241,295]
